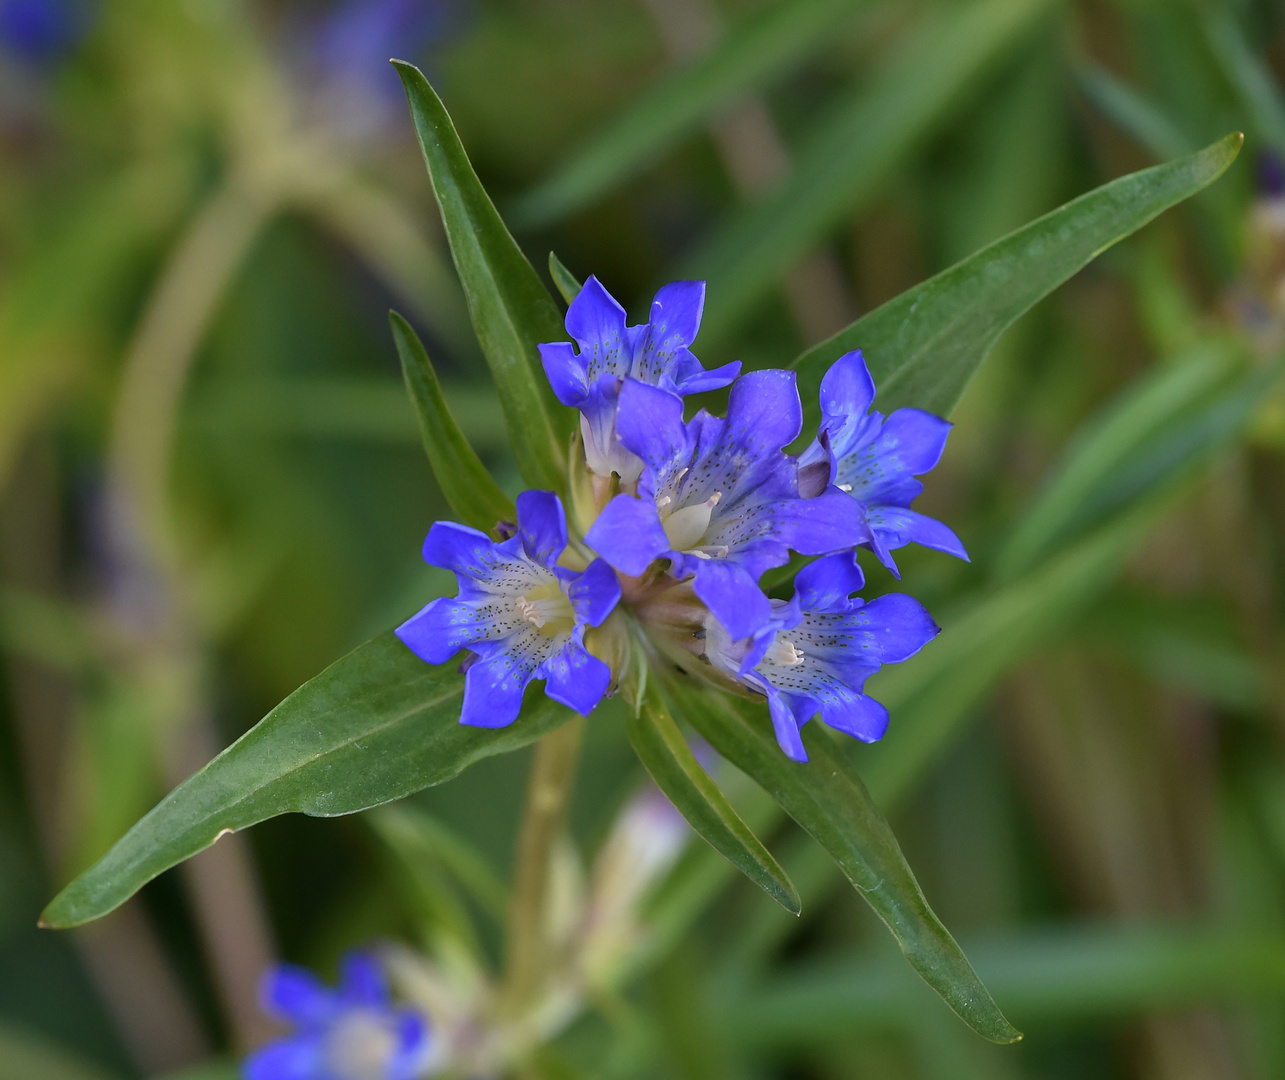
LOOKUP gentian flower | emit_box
[397,490,621,726]
[704,551,939,761]
[797,350,967,576]
[585,371,866,640]
[538,276,740,483]
[245,952,431,1080]
[0,0,78,64]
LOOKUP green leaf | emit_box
[391,310,516,532]
[548,252,583,306]
[41,632,572,929]
[662,675,1021,1044]
[688,0,1055,348]
[996,343,1276,579]
[394,61,572,491]
[627,681,800,915]
[1075,64,1194,162]
[792,132,1244,420]
[0,1021,123,1080]
[727,925,1285,1047]
[509,0,873,228]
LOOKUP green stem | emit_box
[502,716,585,1011]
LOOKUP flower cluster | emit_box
[245,952,432,1080]
[398,277,963,760]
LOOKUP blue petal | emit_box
[614,379,690,476]
[818,350,876,422]
[721,370,802,475]
[396,598,486,664]
[793,551,865,612]
[584,493,669,577]
[692,560,774,641]
[538,341,590,408]
[516,490,568,568]
[389,1011,433,1078]
[821,692,890,743]
[422,521,499,580]
[260,964,335,1025]
[565,275,633,381]
[766,688,809,762]
[243,1033,325,1080]
[839,408,951,506]
[540,639,612,715]
[338,952,387,1008]
[848,593,940,665]
[672,358,742,395]
[864,505,968,562]
[648,280,704,345]
[460,647,535,728]
[569,558,622,626]
[771,488,870,557]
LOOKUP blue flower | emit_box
[0,0,78,64]
[797,350,967,576]
[397,490,621,726]
[538,276,740,482]
[705,552,939,761]
[585,371,867,641]
[245,952,431,1080]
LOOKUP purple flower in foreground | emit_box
[585,371,866,640]
[397,490,621,726]
[538,276,740,482]
[705,552,939,761]
[245,952,430,1080]
[797,350,967,576]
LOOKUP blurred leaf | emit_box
[510,0,873,227]
[41,632,572,929]
[1076,64,1195,162]
[155,1064,240,1080]
[690,0,1054,347]
[728,924,1285,1047]
[997,342,1274,579]
[391,311,516,532]
[663,675,1020,1044]
[792,133,1244,421]
[394,61,572,491]
[0,1022,122,1080]
[0,587,97,673]
[1201,7,1285,155]
[548,252,583,306]
[627,681,800,914]
[369,804,509,920]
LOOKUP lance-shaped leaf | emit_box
[792,133,1244,421]
[662,674,1021,1044]
[510,0,872,228]
[688,0,1054,347]
[394,61,572,491]
[627,680,800,915]
[41,632,572,929]
[391,310,515,533]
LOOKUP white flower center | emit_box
[763,635,805,667]
[661,492,722,552]
[325,1012,399,1080]
[516,582,575,637]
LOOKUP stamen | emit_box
[838,483,853,492]
[661,491,723,552]
[764,636,806,667]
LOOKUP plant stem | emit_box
[503,717,585,1011]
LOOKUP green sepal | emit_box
[662,673,1021,1044]
[41,632,572,929]
[391,310,516,533]
[393,60,572,491]
[627,679,801,915]
[548,252,583,306]
[791,133,1244,422]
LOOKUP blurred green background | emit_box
[5,0,1285,1077]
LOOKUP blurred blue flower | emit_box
[0,0,78,64]
[538,276,740,482]
[797,350,967,576]
[705,551,939,761]
[245,952,431,1080]
[585,371,866,640]
[397,490,621,726]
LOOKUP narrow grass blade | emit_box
[548,252,583,305]
[391,310,516,532]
